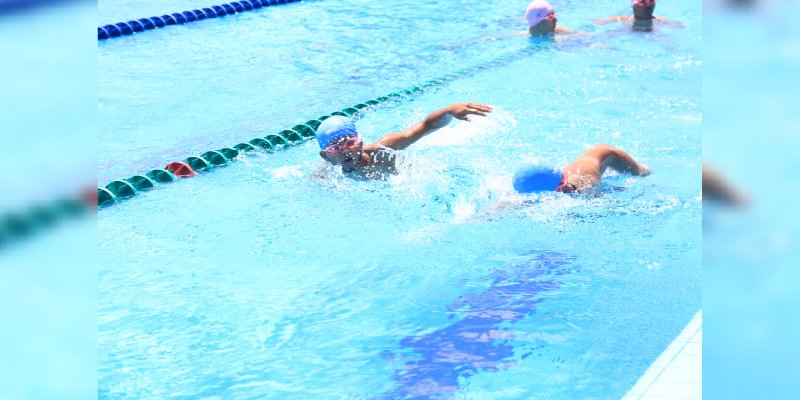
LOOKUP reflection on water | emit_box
[380,250,577,399]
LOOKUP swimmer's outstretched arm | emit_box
[376,102,493,150]
[654,16,684,28]
[592,16,632,24]
[555,26,593,37]
[489,32,528,41]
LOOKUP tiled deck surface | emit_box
[622,310,702,399]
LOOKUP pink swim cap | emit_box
[525,0,554,27]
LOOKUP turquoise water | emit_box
[98,0,702,398]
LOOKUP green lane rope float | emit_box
[98,0,304,41]
[0,191,94,251]
[98,45,539,208]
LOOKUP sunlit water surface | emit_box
[99,0,701,398]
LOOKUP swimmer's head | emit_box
[632,0,656,20]
[512,163,563,193]
[525,0,557,36]
[316,115,359,150]
[316,115,363,169]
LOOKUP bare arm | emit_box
[555,26,593,38]
[585,144,650,176]
[592,16,632,25]
[655,16,684,28]
[489,31,529,41]
[376,103,493,150]
[443,32,526,49]
[606,148,650,176]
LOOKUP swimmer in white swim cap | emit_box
[525,0,572,36]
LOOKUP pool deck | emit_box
[622,310,702,400]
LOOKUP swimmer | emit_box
[526,0,572,37]
[484,1,582,42]
[513,144,650,194]
[316,103,493,179]
[593,0,683,31]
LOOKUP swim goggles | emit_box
[324,136,361,155]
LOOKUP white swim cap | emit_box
[525,0,554,27]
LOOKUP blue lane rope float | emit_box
[98,45,540,208]
[98,0,304,41]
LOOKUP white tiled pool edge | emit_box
[622,310,702,399]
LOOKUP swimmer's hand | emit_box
[447,102,493,121]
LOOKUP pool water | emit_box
[98,0,702,398]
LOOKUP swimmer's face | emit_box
[541,10,557,31]
[632,0,656,20]
[319,135,363,171]
[529,10,558,35]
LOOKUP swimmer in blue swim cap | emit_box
[514,144,650,194]
[316,102,493,179]
[593,0,683,31]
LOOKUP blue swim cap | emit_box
[315,116,359,150]
[512,163,563,193]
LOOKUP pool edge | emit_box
[622,310,702,399]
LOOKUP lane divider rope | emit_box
[0,189,95,251]
[98,0,303,41]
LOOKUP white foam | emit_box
[270,165,305,179]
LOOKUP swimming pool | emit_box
[98,0,702,398]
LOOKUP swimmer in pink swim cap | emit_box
[593,0,683,31]
[525,0,572,36]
